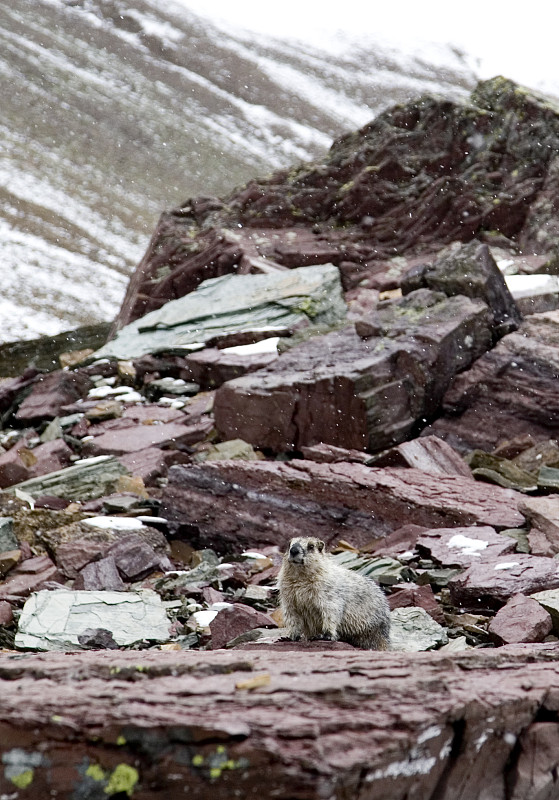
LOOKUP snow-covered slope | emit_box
[0,0,476,341]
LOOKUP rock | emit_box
[488,595,553,644]
[0,555,60,602]
[506,273,559,315]
[0,550,20,578]
[84,399,123,422]
[531,590,559,633]
[416,526,516,568]
[193,439,262,463]
[54,538,111,579]
[216,290,493,453]
[369,524,427,558]
[26,438,75,480]
[6,455,129,501]
[401,240,521,335]
[3,645,559,796]
[182,347,278,390]
[144,377,200,400]
[95,264,347,362]
[465,450,538,493]
[14,370,92,422]
[368,435,472,478]
[209,603,277,649]
[0,517,17,552]
[77,627,120,649]
[117,447,177,485]
[157,459,524,553]
[449,555,559,610]
[84,417,213,456]
[74,557,127,592]
[0,439,34,489]
[299,443,371,464]
[518,496,559,556]
[387,583,445,625]
[15,589,172,650]
[0,600,13,625]
[428,310,559,452]
[389,606,448,651]
[107,534,164,581]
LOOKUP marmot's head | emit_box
[285,536,326,566]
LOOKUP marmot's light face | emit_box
[287,537,325,565]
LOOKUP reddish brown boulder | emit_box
[428,310,559,453]
[15,370,92,421]
[209,604,277,649]
[27,438,74,479]
[449,555,559,610]
[488,594,553,644]
[416,526,516,568]
[107,534,165,581]
[215,291,493,454]
[0,439,32,488]
[519,496,559,556]
[158,459,525,553]
[54,539,111,579]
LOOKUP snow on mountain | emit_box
[0,0,476,341]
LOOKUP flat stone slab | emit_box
[157,459,525,552]
[5,455,128,501]
[15,589,172,650]
[92,264,347,361]
[416,526,516,568]
[2,645,559,798]
[390,606,449,651]
[85,418,213,456]
[449,555,559,609]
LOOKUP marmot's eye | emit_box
[307,543,314,551]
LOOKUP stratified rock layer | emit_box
[2,647,559,799]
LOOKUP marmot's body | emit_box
[278,536,391,650]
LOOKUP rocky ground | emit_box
[3,76,559,797]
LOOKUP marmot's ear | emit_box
[317,540,325,552]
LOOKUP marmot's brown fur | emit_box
[277,536,391,650]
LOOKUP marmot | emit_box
[277,536,391,650]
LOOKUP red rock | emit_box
[15,370,92,421]
[214,291,493,454]
[158,459,525,553]
[488,594,553,645]
[122,404,186,424]
[0,550,20,578]
[55,539,111,579]
[388,583,445,624]
[27,438,74,478]
[369,435,472,478]
[0,600,13,625]
[518,496,559,556]
[74,556,126,591]
[370,524,428,557]
[182,348,277,390]
[209,603,277,649]
[117,447,188,485]
[201,587,225,605]
[416,526,516,568]
[85,417,213,456]
[34,495,72,510]
[108,534,162,580]
[0,439,32,489]
[0,555,59,601]
[512,722,559,800]
[428,311,559,453]
[449,555,559,610]
[299,443,371,464]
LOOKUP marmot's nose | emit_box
[289,543,303,559]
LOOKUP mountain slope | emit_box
[0,0,475,341]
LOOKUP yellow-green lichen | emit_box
[104,764,139,796]
[86,764,107,782]
[116,735,127,746]
[192,755,204,767]
[10,769,34,789]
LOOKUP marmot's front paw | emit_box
[313,632,334,641]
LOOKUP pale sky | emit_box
[172,1,559,97]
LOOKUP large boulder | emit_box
[214,290,493,453]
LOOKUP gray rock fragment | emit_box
[389,606,449,651]
[15,589,171,650]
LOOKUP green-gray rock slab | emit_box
[0,517,17,552]
[4,455,129,501]
[15,589,172,651]
[91,264,347,362]
[389,606,449,652]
